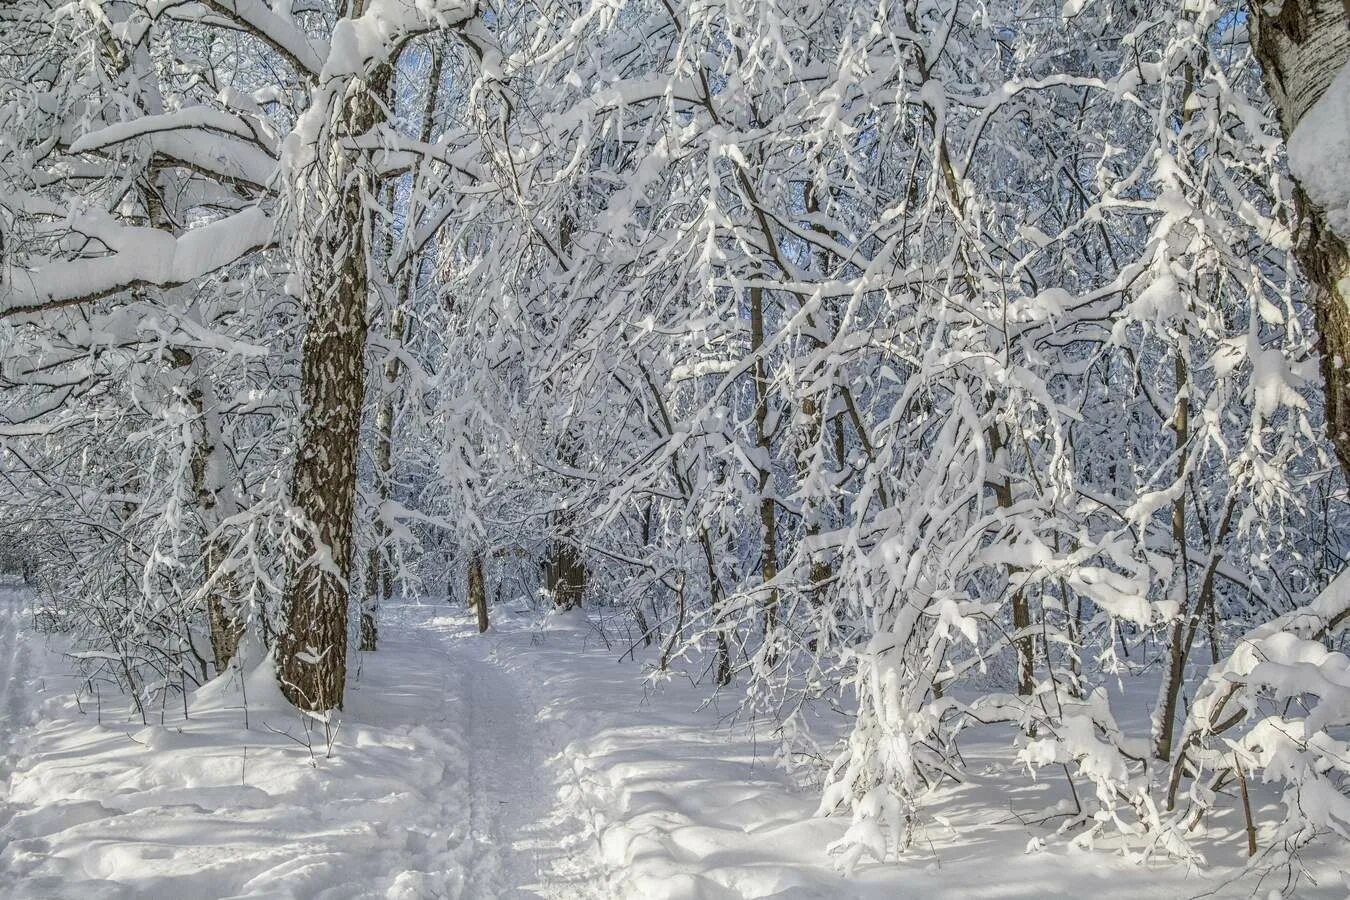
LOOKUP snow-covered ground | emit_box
[0,596,591,899]
[1,591,1348,898]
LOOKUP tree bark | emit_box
[468,551,488,633]
[277,61,389,712]
[988,424,1034,696]
[1154,345,1192,761]
[749,285,780,651]
[545,539,586,610]
[361,275,402,652]
[188,378,242,674]
[1250,0,1350,477]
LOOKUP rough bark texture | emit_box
[358,560,380,652]
[278,64,388,712]
[544,428,587,611]
[468,551,488,633]
[277,249,368,709]
[1250,0,1350,477]
[544,539,587,610]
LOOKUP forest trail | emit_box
[416,607,605,899]
[0,588,35,831]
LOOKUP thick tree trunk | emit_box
[279,299,367,709]
[1250,0,1350,477]
[278,252,368,709]
[545,539,586,610]
[277,62,389,712]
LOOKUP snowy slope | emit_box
[3,597,1350,898]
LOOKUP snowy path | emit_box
[461,638,556,896]
[431,620,587,898]
[0,589,35,834]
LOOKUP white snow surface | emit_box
[3,593,1350,898]
[1288,61,1350,239]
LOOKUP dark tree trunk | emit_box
[1155,346,1192,761]
[277,61,389,712]
[989,424,1034,696]
[545,540,586,610]
[469,551,488,633]
[277,249,367,710]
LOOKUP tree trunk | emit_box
[541,216,588,614]
[1154,346,1192,761]
[154,152,241,675]
[468,551,488,633]
[545,539,586,610]
[359,549,380,652]
[361,293,401,652]
[989,424,1034,696]
[189,380,242,674]
[277,61,389,712]
[1250,0,1350,478]
[749,285,780,650]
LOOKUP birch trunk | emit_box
[188,378,242,674]
[1250,0,1350,476]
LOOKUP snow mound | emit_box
[542,604,592,631]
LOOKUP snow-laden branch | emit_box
[70,111,280,190]
[1,208,275,318]
[157,0,329,78]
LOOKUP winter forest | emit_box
[0,0,1348,896]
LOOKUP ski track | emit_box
[462,629,547,896]
[421,610,603,899]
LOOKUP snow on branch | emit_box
[1,208,275,318]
